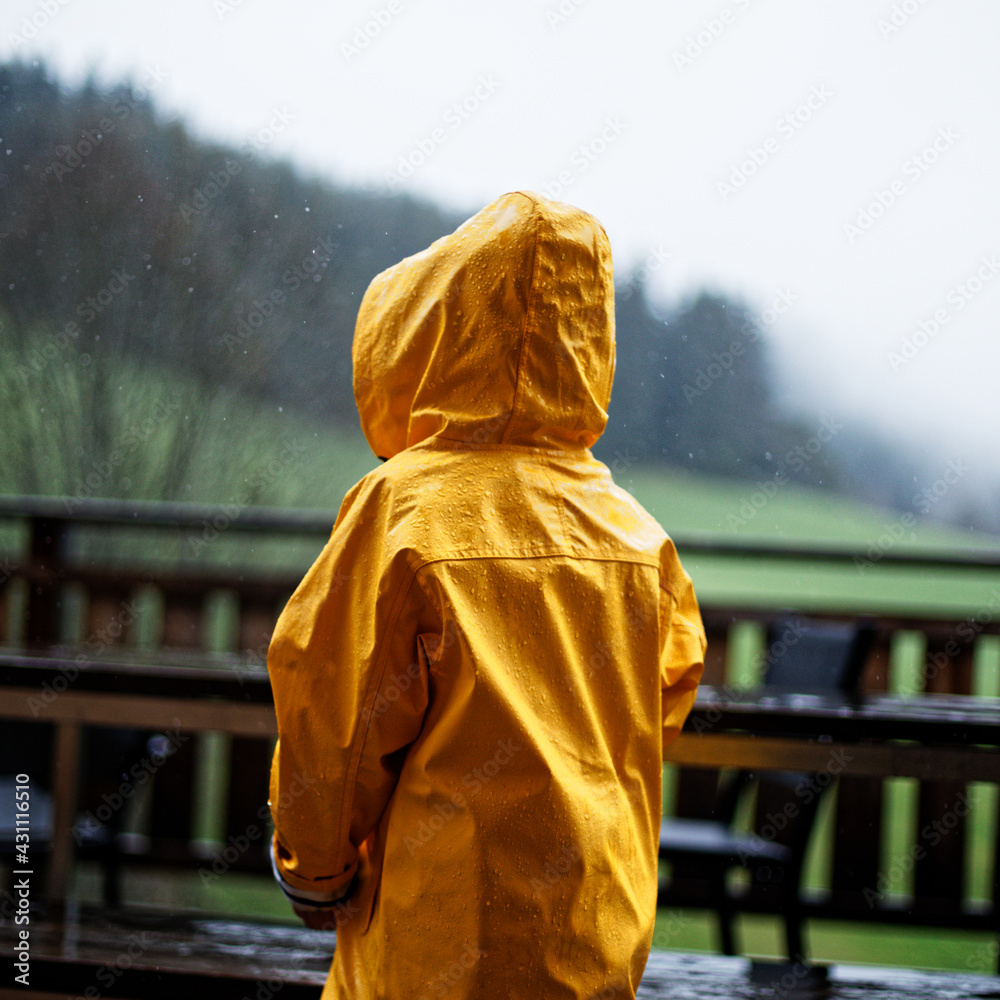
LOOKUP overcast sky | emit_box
[4,0,999,492]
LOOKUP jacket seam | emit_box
[411,550,661,574]
[539,463,571,549]
[669,618,704,633]
[416,437,589,457]
[499,197,541,444]
[335,562,419,865]
[658,579,690,605]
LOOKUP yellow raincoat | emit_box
[267,191,706,999]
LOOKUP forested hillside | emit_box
[2,61,845,505]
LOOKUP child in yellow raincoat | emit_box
[267,191,706,999]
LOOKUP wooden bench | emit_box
[1,651,277,906]
[662,604,1000,967]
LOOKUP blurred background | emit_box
[2,0,1000,975]
[1,0,998,544]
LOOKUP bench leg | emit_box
[47,721,81,908]
[717,878,737,956]
[783,906,805,963]
[718,907,737,956]
[102,844,123,908]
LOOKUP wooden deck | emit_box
[2,907,999,999]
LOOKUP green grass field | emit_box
[651,906,998,973]
[619,464,1000,619]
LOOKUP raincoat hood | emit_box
[353,191,615,459]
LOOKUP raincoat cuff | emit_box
[269,835,355,908]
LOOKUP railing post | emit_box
[27,514,69,647]
[47,720,81,909]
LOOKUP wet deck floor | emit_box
[3,907,999,999]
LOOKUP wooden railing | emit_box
[1,495,999,949]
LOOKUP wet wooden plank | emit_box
[3,687,277,737]
[2,908,329,998]
[4,908,999,999]
[665,733,1000,783]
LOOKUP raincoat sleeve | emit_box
[266,479,431,909]
[659,550,707,750]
